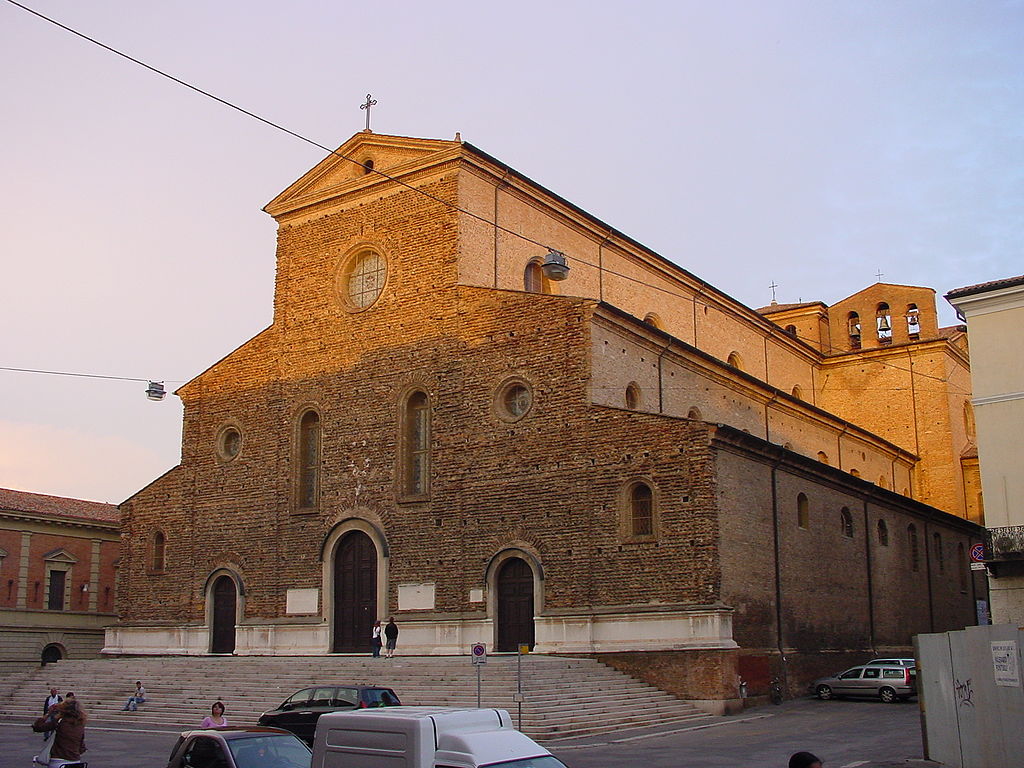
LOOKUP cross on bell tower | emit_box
[360,94,377,132]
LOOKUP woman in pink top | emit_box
[200,701,228,728]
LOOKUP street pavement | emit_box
[0,696,940,767]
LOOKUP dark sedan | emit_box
[257,684,401,744]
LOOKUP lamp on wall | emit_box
[540,249,569,281]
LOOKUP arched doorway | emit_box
[497,557,535,652]
[333,531,377,652]
[210,575,237,654]
[41,644,64,665]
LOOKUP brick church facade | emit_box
[107,132,985,704]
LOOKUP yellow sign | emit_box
[518,644,531,654]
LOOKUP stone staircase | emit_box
[0,654,713,741]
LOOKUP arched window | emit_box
[643,313,663,330]
[908,524,919,572]
[957,543,967,592]
[797,493,809,529]
[847,312,861,350]
[362,158,375,174]
[629,482,654,537]
[687,406,702,420]
[152,530,166,572]
[840,507,853,538]
[906,304,920,339]
[876,303,892,344]
[817,451,829,465]
[727,352,743,371]
[784,324,797,337]
[625,382,640,410]
[792,385,803,401]
[524,261,547,294]
[297,409,321,509]
[877,519,889,546]
[404,390,430,495]
[850,468,861,478]
[933,532,944,573]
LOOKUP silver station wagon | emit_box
[810,663,917,703]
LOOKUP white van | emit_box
[310,706,568,768]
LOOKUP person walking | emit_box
[122,680,146,711]
[32,698,87,767]
[200,701,228,728]
[41,688,62,742]
[371,620,383,658]
[384,617,399,658]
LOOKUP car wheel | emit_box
[879,686,898,703]
[816,685,834,701]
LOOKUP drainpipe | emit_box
[492,171,510,288]
[764,393,778,443]
[923,520,935,632]
[597,230,612,303]
[862,497,876,653]
[656,336,672,414]
[770,461,788,686]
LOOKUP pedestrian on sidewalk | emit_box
[122,680,146,711]
[201,701,228,729]
[384,617,399,658]
[371,620,383,658]
[32,697,88,767]
[788,751,822,768]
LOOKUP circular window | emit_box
[216,426,242,461]
[342,250,387,309]
[495,379,533,421]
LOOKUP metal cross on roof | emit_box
[769,280,779,303]
[876,269,884,281]
[360,93,377,131]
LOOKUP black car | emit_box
[257,685,401,743]
[165,727,311,768]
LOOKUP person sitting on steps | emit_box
[122,681,146,711]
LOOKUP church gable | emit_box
[265,133,460,219]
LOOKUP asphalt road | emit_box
[0,697,935,768]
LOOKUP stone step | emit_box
[1,655,713,741]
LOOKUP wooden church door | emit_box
[497,557,535,652]
[210,575,237,654]
[333,532,377,652]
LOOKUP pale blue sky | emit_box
[1,0,1021,502]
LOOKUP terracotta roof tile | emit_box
[938,325,968,339]
[0,487,119,523]
[946,275,1024,300]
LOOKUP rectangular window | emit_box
[47,570,66,610]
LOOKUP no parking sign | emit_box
[471,642,487,664]
[970,543,986,570]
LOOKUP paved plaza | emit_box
[0,696,937,768]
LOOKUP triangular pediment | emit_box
[43,548,78,564]
[264,132,460,218]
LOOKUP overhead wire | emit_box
[2,0,972,399]
[0,366,182,384]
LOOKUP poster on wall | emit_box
[976,599,990,626]
[991,641,1020,687]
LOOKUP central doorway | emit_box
[332,531,377,652]
[496,557,535,652]
[210,575,237,654]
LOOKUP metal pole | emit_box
[517,647,523,729]
[476,663,481,708]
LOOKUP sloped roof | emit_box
[755,301,826,314]
[946,275,1024,300]
[0,487,118,524]
[938,324,968,339]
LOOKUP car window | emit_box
[228,735,312,768]
[838,668,862,680]
[310,687,335,707]
[335,687,359,707]
[863,667,880,678]
[362,688,400,707]
[883,668,905,678]
[184,736,229,768]
[283,688,314,708]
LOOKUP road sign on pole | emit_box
[471,643,487,664]
[970,543,985,562]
